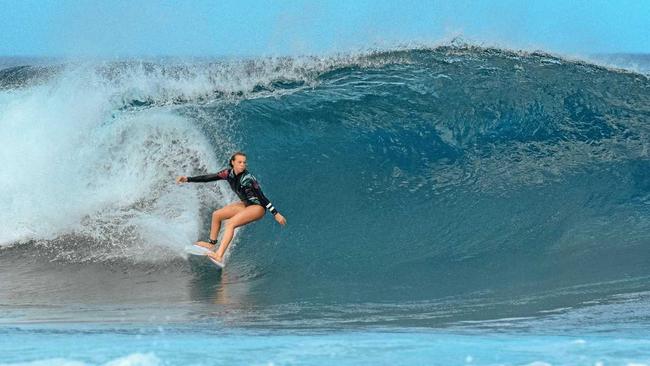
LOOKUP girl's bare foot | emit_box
[195,241,215,251]
[206,251,223,262]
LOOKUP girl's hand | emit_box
[176,176,188,184]
[275,213,287,226]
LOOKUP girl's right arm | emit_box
[177,169,229,183]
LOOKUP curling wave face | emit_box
[1,46,649,316]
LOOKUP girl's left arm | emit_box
[244,178,286,225]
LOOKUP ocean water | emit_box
[1,46,649,365]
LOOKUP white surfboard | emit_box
[186,244,224,269]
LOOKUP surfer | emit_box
[176,152,286,265]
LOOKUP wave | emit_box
[1,45,649,307]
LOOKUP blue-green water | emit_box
[1,46,649,364]
[3,325,650,366]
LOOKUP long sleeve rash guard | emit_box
[187,168,279,215]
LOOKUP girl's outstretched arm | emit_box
[177,169,229,183]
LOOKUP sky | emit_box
[0,0,648,57]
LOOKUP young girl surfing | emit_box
[176,152,286,266]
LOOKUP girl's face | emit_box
[232,155,247,174]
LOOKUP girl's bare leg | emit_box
[208,205,265,261]
[195,202,245,250]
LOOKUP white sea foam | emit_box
[0,64,230,259]
[0,353,160,366]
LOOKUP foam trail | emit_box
[0,65,226,258]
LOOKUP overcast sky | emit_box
[1,0,648,57]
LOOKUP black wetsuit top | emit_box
[187,169,279,215]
